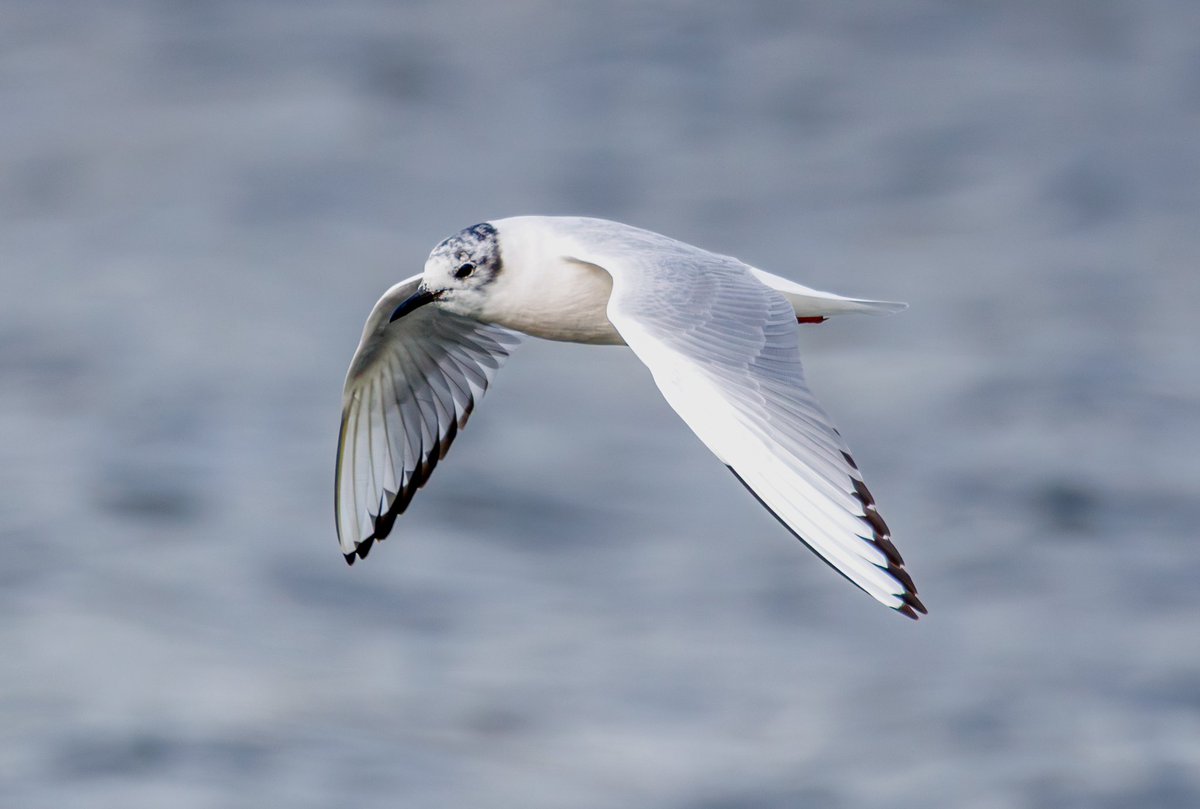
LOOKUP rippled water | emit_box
[4,2,1199,807]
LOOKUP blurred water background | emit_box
[3,1,1199,807]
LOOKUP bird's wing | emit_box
[336,273,521,561]
[557,224,924,617]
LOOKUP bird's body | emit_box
[337,217,926,619]
[475,224,621,344]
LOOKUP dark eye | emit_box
[454,262,476,279]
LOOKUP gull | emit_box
[336,217,926,619]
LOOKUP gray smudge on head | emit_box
[432,222,503,285]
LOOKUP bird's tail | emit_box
[749,267,907,319]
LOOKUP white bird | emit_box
[336,217,926,619]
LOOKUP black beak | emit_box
[389,287,439,322]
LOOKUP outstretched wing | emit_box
[336,274,521,562]
[554,221,924,617]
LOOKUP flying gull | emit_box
[336,217,926,619]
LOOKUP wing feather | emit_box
[550,220,924,617]
[335,274,520,561]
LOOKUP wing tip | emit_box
[343,535,377,565]
[725,464,926,618]
[896,590,928,620]
[845,474,926,620]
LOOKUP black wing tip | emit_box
[335,407,451,570]
[335,456,427,570]
[724,465,928,620]
[896,590,929,620]
[848,475,927,620]
[886,559,917,594]
[886,558,927,621]
[345,385,480,561]
[343,536,377,565]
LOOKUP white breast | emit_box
[481,220,625,345]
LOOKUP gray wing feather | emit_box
[336,275,520,561]
[553,220,924,617]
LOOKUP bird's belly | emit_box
[500,299,626,345]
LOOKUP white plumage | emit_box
[337,217,925,619]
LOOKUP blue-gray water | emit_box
[3,2,1199,807]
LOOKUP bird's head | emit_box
[391,222,503,321]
